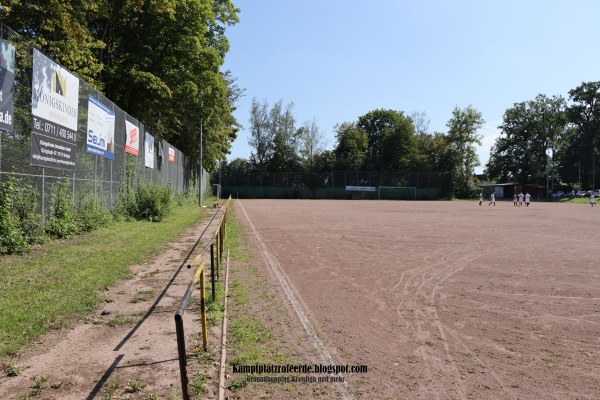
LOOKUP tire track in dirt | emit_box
[393,249,473,399]
[390,245,520,399]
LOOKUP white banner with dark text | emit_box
[30,49,80,170]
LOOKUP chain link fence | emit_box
[0,23,204,218]
[217,170,452,200]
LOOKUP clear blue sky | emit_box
[222,0,600,173]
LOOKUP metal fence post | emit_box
[94,155,97,198]
[41,167,45,221]
[210,244,215,301]
[215,230,220,278]
[174,313,190,400]
[220,221,224,261]
[200,268,208,351]
[110,159,113,208]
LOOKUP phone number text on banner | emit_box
[30,116,77,171]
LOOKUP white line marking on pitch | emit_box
[238,200,352,400]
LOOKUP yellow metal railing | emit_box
[174,195,231,400]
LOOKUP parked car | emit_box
[551,191,565,198]
[567,190,576,198]
[594,189,600,197]
[576,190,587,198]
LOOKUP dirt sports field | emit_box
[236,198,600,400]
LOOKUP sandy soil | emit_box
[220,207,348,400]
[234,199,600,400]
[0,209,224,400]
[3,198,600,400]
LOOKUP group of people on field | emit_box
[511,192,531,207]
[478,191,595,207]
[478,192,530,207]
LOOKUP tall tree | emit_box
[553,125,583,189]
[267,100,300,172]
[333,122,367,170]
[486,95,566,188]
[2,0,106,87]
[415,131,454,172]
[298,118,326,170]
[563,81,600,189]
[248,98,272,171]
[446,105,484,197]
[100,0,240,169]
[410,111,430,135]
[248,98,300,172]
[357,109,418,172]
[3,0,241,171]
[220,157,250,185]
[312,149,336,172]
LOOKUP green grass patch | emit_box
[124,379,147,393]
[558,197,594,204]
[15,375,47,399]
[99,380,119,400]
[205,277,225,326]
[189,372,208,397]
[106,315,138,327]
[0,202,207,359]
[2,360,19,377]
[222,205,338,399]
[224,207,287,367]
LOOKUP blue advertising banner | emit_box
[86,95,115,159]
[0,39,15,132]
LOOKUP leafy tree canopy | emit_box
[2,0,241,171]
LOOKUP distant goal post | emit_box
[378,186,417,200]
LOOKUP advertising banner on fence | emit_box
[0,39,15,132]
[168,147,175,163]
[86,95,115,159]
[30,49,80,171]
[144,132,154,168]
[125,120,139,156]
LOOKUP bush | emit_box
[113,186,135,221]
[132,184,173,222]
[76,196,114,233]
[0,176,29,254]
[174,186,199,206]
[46,179,78,239]
[12,180,46,246]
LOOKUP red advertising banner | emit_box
[125,120,139,156]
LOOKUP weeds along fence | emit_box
[175,196,231,400]
[0,23,205,220]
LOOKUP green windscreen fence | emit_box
[222,186,443,200]
[217,170,450,200]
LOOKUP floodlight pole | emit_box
[546,137,550,198]
[550,141,554,194]
[198,102,203,206]
[200,118,203,204]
